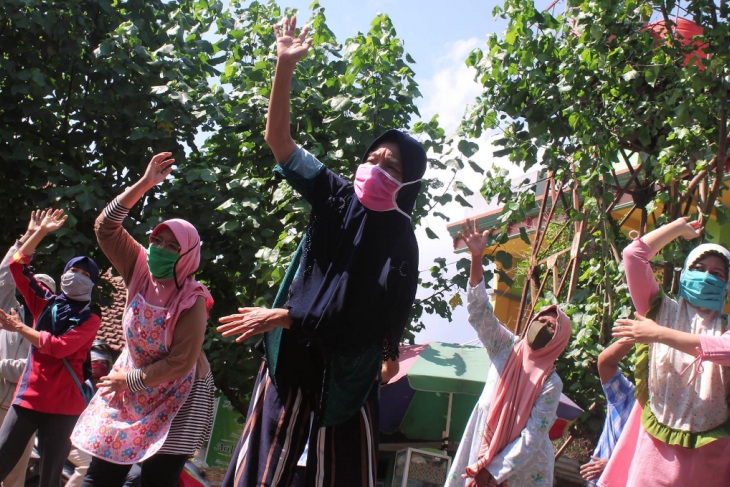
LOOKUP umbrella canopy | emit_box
[380,342,487,443]
[380,342,583,445]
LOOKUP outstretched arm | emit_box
[0,209,43,313]
[265,16,312,164]
[8,210,57,318]
[614,313,700,356]
[459,219,515,356]
[95,153,174,283]
[640,217,702,255]
[623,217,701,315]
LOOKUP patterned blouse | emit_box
[445,280,561,486]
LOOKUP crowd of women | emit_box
[1,14,730,487]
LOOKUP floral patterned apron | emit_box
[71,293,194,464]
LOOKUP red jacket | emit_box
[10,251,100,415]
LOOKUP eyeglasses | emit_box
[149,235,182,254]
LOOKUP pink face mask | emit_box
[354,163,420,219]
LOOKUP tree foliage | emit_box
[0,0,478,412]
[0,0,221,293]
[459,0,730,409]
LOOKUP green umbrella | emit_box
[380,342,489,446]
[380,341,583,447]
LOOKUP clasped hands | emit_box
[463,468,508,487]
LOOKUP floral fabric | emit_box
[445,281,561,486]
[71,293,194,464]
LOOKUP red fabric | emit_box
[549,419,568,441]
[9,252,100,415]
[646,18,707,69]
[177,467,206,487]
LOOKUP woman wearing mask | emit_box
[446,219,571,487]
[71,153,214,487]
[599,217,730,486]
[218,16,427,487]
[0,209,101,487]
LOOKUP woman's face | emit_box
[365,141,403,182]
[690,254,728,282]
[150,227,181,254]
[527,315,556,350]
[68,267,90,278]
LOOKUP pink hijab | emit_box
[465,304,571,478]
[128,218,213,346]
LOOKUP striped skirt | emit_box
[222,362,380,487]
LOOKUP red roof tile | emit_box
[98,269,127,353]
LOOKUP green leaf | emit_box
[495,250,513,269]
[519,226,531,245]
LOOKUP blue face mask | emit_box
[678,269,729,311]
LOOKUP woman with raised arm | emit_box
[445,219,572,487]
[71,153,214,487]
[0,209,101,487]
[599,217,730,486]
[218,16,427,487]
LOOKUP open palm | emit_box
[39,209,68,233]
[141,152,175,188]
[274,16,312,64]
[458,218,489,256]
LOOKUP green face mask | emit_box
[146,244,180,280]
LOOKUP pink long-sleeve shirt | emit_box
[623,238,730,366]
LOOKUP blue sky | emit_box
[245,1,531,344]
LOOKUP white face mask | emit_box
[60,271,94,302]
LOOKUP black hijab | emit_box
[283,129,427,357]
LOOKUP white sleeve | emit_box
[467,279,516,358]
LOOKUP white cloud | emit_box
[419,37,482,133]
[412,38,537,344]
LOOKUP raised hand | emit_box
[273,16,313,67]
[675,216,702,241]
[38,209,68,234]
[140,152,175,188]
[458,218,489,257]
[26,209,50,235]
